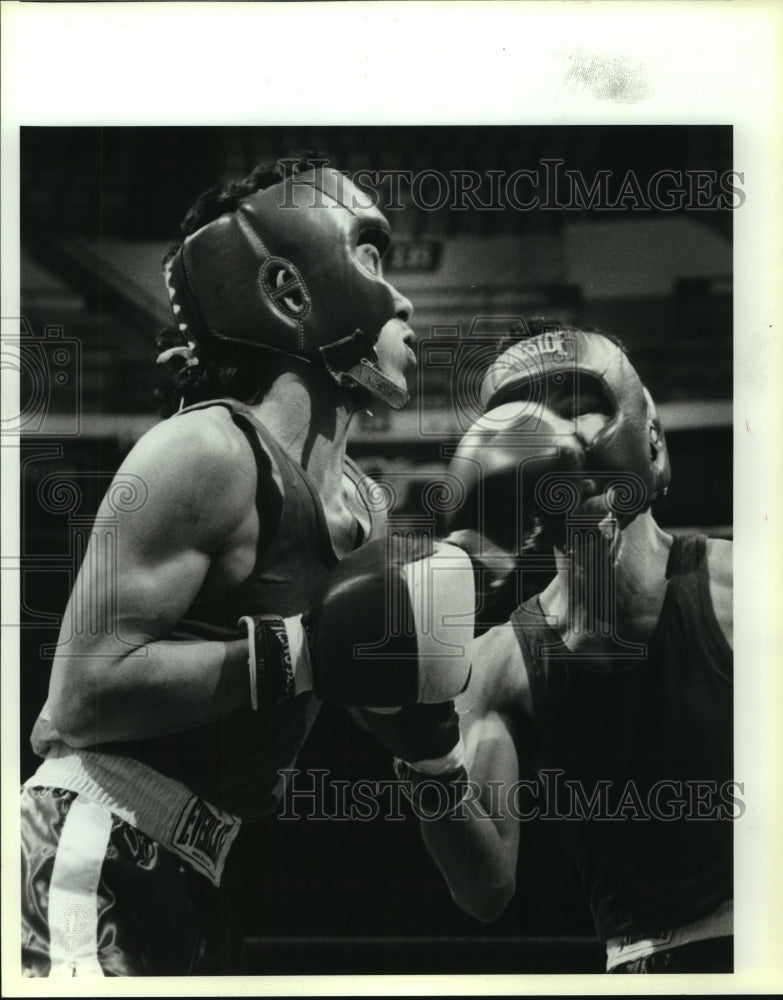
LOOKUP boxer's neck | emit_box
[250,366,355,499]
[541,511,673,649]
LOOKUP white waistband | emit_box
[605,898,733,970]
[25,746,241,887]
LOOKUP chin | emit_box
[383,368,410,393]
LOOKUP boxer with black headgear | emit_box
[20,157,479,977]
[161,161,412,412]
[382,318,734,974]
[450,323,671,554]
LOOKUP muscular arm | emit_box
[419,625,529,922]
[48,408,260,747]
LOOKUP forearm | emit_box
[50,634,253,746]
[402,704,521,923]
[420,801,516,922]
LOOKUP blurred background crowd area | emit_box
[15,125,733,973]
[19,125,732,529]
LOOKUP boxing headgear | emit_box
[480,329,671,522]
[163,167,408,409]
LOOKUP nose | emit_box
[575,413,609,448]
[390,283,413,325]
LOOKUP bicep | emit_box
[54,416,251,663]
[43,411,271,743]
[100,478,216,641]
[458,623,531,837]
[59,495,207,666]
[47,478,214,730]
[462,709,521,848]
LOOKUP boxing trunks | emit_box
[21,785,241,976]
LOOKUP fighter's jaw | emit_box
[372,319,418,391]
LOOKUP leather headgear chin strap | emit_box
[163,166,409,410]
[480,329,671,524]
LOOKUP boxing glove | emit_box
[240,532,478,711]
[370,701,469,817]
[445,402,596,553]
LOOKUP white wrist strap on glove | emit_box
[394,736,470,818]
[239,616,261,710]
[404,735,467,775]
[282,614,314,697]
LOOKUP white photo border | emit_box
[2,2,781,995]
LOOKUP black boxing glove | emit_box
[479,328,672,531]
[445,403,595,553]
[240,533,477,711]
[357,701,470,818]
[357,699,462,762]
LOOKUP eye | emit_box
[546,373,613,419]
[356,242,382,277]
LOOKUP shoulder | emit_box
[131,405,251,471]
[109,406,258,540]
[458,621,533,722]
[705,536,732,587]
[705,536,732,648]
[127,406,257,491]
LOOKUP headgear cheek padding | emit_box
[583,347,672,513]
[480,330,671,518]
[164,167,408,409]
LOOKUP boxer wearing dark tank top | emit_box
[399,321,734,973]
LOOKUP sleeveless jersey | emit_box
[511,534,733,940]
[101,400,384,820]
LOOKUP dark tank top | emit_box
[103,399,384,820]
[511,534,733,940]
